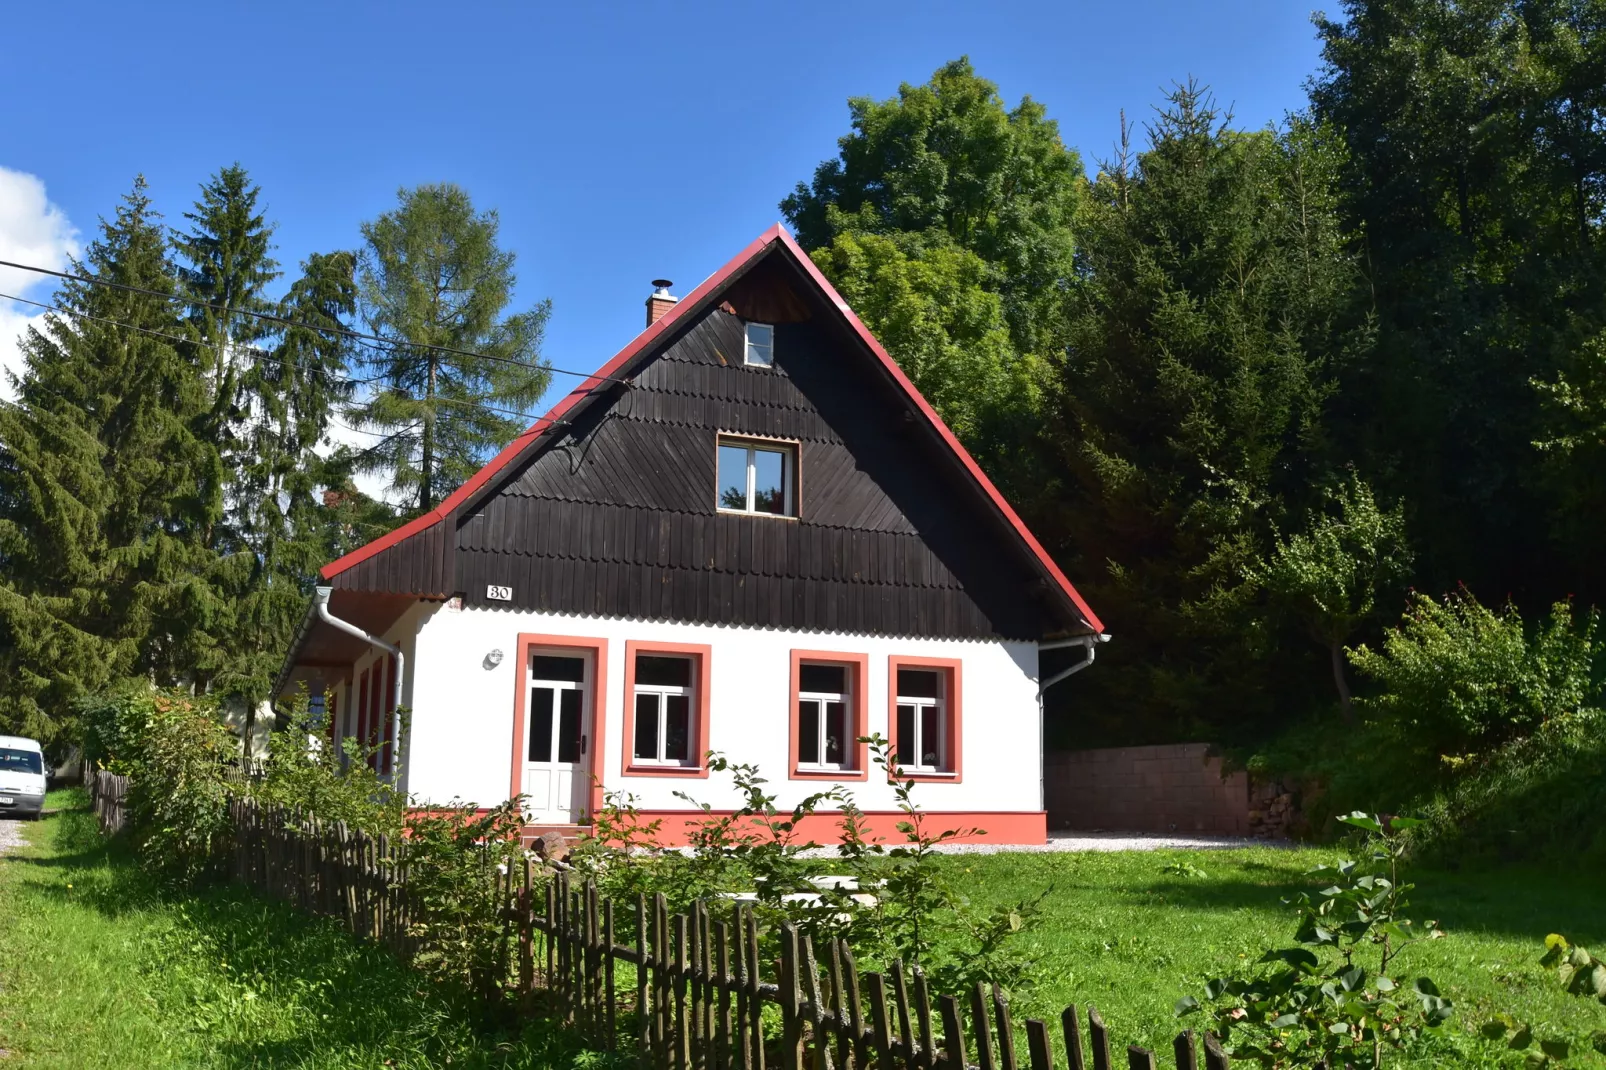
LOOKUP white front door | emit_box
[522,653,592,824]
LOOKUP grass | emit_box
[3,794,1602,1067]
[937,846,1606,1067]
[0,790,624,1069]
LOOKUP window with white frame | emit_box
[744,322,774,367]
[894,668,948,772]
[717,436,795,516]
[632,654,695,765]
[797,663,851,769]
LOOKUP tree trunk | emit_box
[1331,640,1355,725]
[421,356,437,512]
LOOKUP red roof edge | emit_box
[770,229,1104,635]
[319,223,1105,635]
[319,225,788,582]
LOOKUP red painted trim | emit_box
[381,654,397,775]
[788,649,870,780]
[619,809,1046,848]
[621,640,713,779]
[887,655,964,783]
[509,633,610,820]
[314,224,1103,635]
[356,668,370,767]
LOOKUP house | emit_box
[274,225,1106,845]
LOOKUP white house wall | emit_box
[398,603,1041,818]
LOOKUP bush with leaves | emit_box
[834,735,1045,995]
[402,797,529,1004]
[1349,589,1599,761]
[249,688,406,838]
[84,686,236,885]
[1477,935,1606,1066]
[1178,813,1451,1068]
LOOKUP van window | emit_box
[0,749,42,775]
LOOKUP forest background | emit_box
[2,0,1604,851]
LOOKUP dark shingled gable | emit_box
[318,229,1101,641]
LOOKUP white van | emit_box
[0,736,47,819]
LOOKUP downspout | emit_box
[1036,633,1112,817]
[315,586,405,780]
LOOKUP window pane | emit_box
[665,694,692,762]
[0,749,41,775]
[636,654,692,687]
[528,688,554,762]
[896,668,940,699]
[745,323,774,366]
[824,701,847,764]
[798,700,819,764]
[633,693,659,760]
[798,663,846,694]
[557,688,583,763]
[896,704,916,766]
[752,448,786,514]
[531,655,585,682]
[922,705,942,768]
[718,444,750,510]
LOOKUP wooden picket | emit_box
[86,783,1228,1070]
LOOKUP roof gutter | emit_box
[315,586,404,778]
[1037,632,1111,697]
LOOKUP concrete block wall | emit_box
[1043,743,1249,834]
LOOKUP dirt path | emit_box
[0,818,30,857]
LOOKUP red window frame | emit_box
[621,640,712,778]
[886,655,963,782]
[788,650,869,780]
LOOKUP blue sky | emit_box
[0,0,1324,419]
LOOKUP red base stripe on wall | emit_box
[604,810,1047,848]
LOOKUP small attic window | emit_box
[744,322,774,367]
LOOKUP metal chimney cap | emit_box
[651,279,674,297]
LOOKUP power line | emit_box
[0,257,636,387]
[0,290,576,430]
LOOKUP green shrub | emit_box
[85,687,235,885]
[1348,589,1598,761]
[1406,709,1606,867]
[402,798,528,1004]
[250,689,406,839]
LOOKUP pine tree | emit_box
[0,177,226,741]
[350,184,551,513]
[1049,87,1362,744]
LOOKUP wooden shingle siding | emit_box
[441,302,1052,639]
[334,274,1062,640]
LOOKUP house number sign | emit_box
[486,584,513,601]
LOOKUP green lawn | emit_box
[0,791,616,1069]
[3,796,1601,1068]
[938,847,1606,1067]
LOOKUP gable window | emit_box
[744,322,774,367]
[717,435,796,516]
[889,657,962,780]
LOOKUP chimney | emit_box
[646,279,677,326]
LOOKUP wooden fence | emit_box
[88,769,129,835]
[91,779,1234,1070]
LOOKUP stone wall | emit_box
[1043,743,1251,835]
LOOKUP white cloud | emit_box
[0,166,80,401]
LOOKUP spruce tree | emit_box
[350,184,551,513]
[0,177,226,741]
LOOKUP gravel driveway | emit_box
[796,830,1283,858]
[0,818,30,857]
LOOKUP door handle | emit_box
[581,734,588,755]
